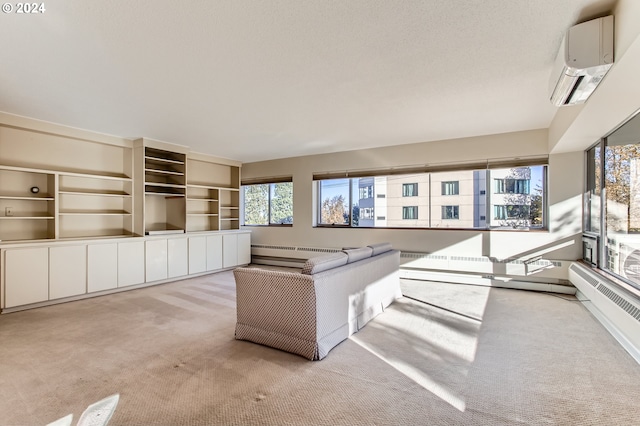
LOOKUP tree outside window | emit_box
[243,182,293,225]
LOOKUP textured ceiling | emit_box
[0,0,616,162]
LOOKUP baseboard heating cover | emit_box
[569,262,640,364]
[400,251,569,282]
[251,245,570,281]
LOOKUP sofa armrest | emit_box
[234,267,318,344]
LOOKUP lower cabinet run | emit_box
[0,230,250,312]
[4,247,49,308]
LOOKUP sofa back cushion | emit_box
[368,242,393,256]
[301,252,348,275]
[343,247,373,263]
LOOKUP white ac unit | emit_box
[549,15,614,106]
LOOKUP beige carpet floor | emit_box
[1,270,639,425]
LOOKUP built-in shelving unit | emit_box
[0,121,241,242]
[186,156,241,232]
[134,140,188,235]
[58,172,133,239]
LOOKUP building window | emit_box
[494,205,529,220]
[480,190,486,195]
[402,183,418,197]
[480,215,486,221]
[441,181,459,195]
[494,178,530,194]
[442,205,459,219]
[359,185,373,199]
[361,207,374,219]
[377,216,386,220]
[377,194,386,198]
[403,206,418,220]
[242,181,293,225]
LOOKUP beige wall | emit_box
[241,128,585,261]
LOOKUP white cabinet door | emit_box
[168,238,188,278]
[222,234,238,268]
[4,247,49,308]
[145,239,168,282]
[237,232,251,265]
[118,241,145,287]
[188,236,206,274]
[50,245,87,300]
[87,243,118,293]
[206,234,223,271]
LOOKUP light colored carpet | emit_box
[0,270,639,425]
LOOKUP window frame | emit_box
[241,180,293,227]
[313,160,548,231]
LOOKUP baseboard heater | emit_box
[569,262,640,364]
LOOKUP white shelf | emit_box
[59,190,131,198]
[187,198,218,202]
[145,155,184,165]
[187,183,238,191]
[0,195,54,201]
[58,171,132,182]
[145,168,184,176]
[0,216,54,220]
[220,206,239,209]
[59,211,131,216]
[145,182,186,189]
[187,213,219,217]
[220,218,240,221]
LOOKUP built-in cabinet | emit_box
[0,231,250,312]
[0,119,248,312]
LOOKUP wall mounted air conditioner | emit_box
[549,15,614,106]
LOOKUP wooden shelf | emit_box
[220,206,239,209]
[187,183,237,191]
[220,218,240,221]
[187,213,219,217]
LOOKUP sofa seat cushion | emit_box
[343,247,373,263]
[368,242,393,256]
[301,252,348,274]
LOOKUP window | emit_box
[494,205,529,220]
[494,178,530,194]
[489,166,544,229]
[442,181,459,195]
[442,205,459,219]
[359,185,373,199]
[319,179,350,225]
[361,207,374,219]
[403,206,418,219]
[584,110,640,290]
[242,181,293,225]
[402,183,418,197]
[314,163,547,230]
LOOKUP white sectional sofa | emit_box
[233,242,402,360]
